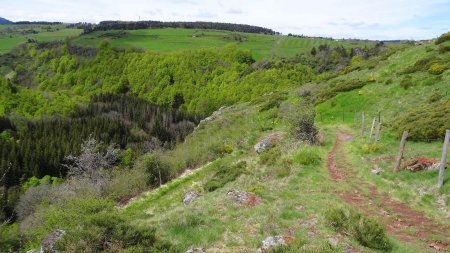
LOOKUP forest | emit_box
[76,20,277,35]
[0,93,198,219]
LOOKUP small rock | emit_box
[254,132,283,153]
[227,190,260,207]
[427,163,440,171]
[371,166,382,175]
[327,237,339,247]
[296,205,305,212]
[42,229,65,253]
[257,236,287,252]
[185,247,206,253]
[183,191,200,206]
[26,250,42,253]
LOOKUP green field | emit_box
[71,28,374,60]
[0,24,82,54]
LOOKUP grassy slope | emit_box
[315,41,450,222]
[0,24,82,54]
[71,28,374,60]
[120,40,449,252]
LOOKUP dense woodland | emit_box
[0,94,197,220]
[74,20,277,35]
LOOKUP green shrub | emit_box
[259,148,281,166]
[135,153,177,187]
[21,197,175,252]
[353,216,392,250]
[401,56,436,74]
[204,161,247,192]
[399,76,413,90]
[317,79,366,102]
[438,45,450,54]
[22,175,61,191]
[120,148,134,167]
[392,101,450,141]
[428,62,447,75]
[105,167,148,201]
[268,238,338,253]
[361,144,383,154]
[427,93,443,103]
[435,32,450,45]
[325,208,392,250]
[0,224,21,253]
[222,144,234,154]
[293,148,322,165]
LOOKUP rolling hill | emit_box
[0,21,449,252]
[0,17,13,24]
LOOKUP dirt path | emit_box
[328,132,450,251]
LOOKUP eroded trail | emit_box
[328,132,450,251]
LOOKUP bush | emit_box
[15,183,53,221]
[268,238,338,253]
[105,167,148,202]
[428,62,446,75]
[0,224,21,253]
[427,93,443,103]
[401,56,436,74]
[393,101,450,141]
[204,161,247,192]
[135,153,176,187]
[438,45,450,54]
[361,144,383,154]
[435,32,450,45]
[325,208,392,250]
[316,79,366,102]
[21,197,174,252]
[293,148,322,165]
[259,148,281,166]
[399,76,413,90]
[281,103,318,144]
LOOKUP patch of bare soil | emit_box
[328,132,450,251]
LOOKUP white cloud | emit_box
[0,0,448,39]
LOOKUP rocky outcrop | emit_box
[371,166,382,175]
[185,248,206,253]
[254,132,284,153]
[27,230,66,253]
[401,158,441,172]
[257,235,293,252]
[42,230,65,253]
[183,191,200,206]
[227,190,261,207]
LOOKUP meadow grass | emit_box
[0,24,82,54]
[71,28,374,60]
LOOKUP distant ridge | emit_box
[78,20,278,35]
[0,17,13,24]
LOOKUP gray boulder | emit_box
[183,191,200,206]
[185,248,206,253]
[254,132,284,153]
[257,235,287,252]
[41,230,65,253]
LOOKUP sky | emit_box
[0,0,449,40]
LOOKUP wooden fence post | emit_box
[369,117,376,142]
[438,130,450,189]
[378,111,381,123]
[394,131,408,172]
[361,112,365,136]
[374,123,382,144]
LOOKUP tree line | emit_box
[71,20,277,35]
[0,94,197,220]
